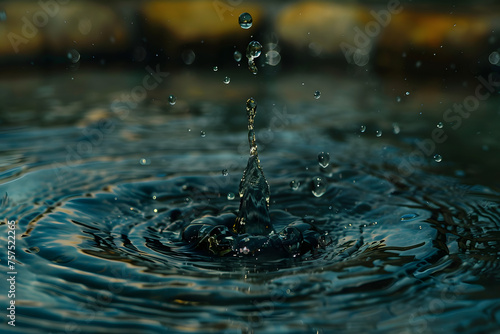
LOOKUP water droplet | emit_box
[392,123,400,134]
[314,90,321,99]
[181,49,195,65]
[238,12,253,29]
[405,91,410,96]
[223,76,231,84]
[360,125,366,133]
[213,66,218,71]
[168,95,176,105]
[376,130,382,137]
[67,49,80,63]
[227,192,235,200]
[488,51,500,65]
[290,180,300,191]
[139,158,150,165]
[234,51,242,62]
[317,152,330,168]
[400,213,419,221]
[311,176,327,197]
[200,131,206,137]
[416,61,422,68]
[434,154,442,162]
[437,122,443,128]
[187,128,191,132]
[396,96,401,102]
[246,41,262,74]
[222,169,228,176]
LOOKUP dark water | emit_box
[1,70,500,333]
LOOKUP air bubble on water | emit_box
[314,90,321,99]
[400,213,419,221]
[223,76,231,84]
[317,152,330,168]
[213,66,218,71]
[311,176,327,197]
[396,96,401,102]
[376,130,382,137]
[139,158,150,165]
[222,169,228,176]
[238,12,252,29]
[360,125,366,133]
[488,51,500,65]
[67,49,80,63]
[437,122,444,128]
[200,131,206,137]
[290,180,300,191]
[168,95,176,105]
[392,123,400,134]
[234,51,242,62]
[227,192,235,200]
[434,154,442,162]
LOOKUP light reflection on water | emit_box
[0,70,499,333]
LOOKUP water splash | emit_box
[233,98,273,235]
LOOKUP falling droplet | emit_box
[168,95,176,105]
[317,152,330,168]
[223,76,231,84]
[246,41,262,74]
[234,51,242,62]
[392,123,400,134]
[405,91,410,96]
[139,158,150,165]
[437,122,444,128]
[238,12,253,29]
[213,66,218,71]
[227,193,235,200]
[200,131,206,137]
[67,49,80,63]
[416,61,422,68]
[396,96,401,102]
[488,51,500,65]
[290,180,300,191]
[314,90,321,99]
[376,130,382,137]
[311,176,327,197]
[360,125,366,133]
[222,169,228,176]
[434,154,442,162]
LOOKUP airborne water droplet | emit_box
[213,66,218,71]
[222,169,228,176]
[311,176,327,197]
[317,152,330,168]
[168,95,176,105]
[396,96,401,102]
[200,131,206,137]
[139,158,150,165]
[392,123,400,134]
[223,76,231,84]
[376,130,382,137]
[227,193,235,200]
[238,12,253,29]
[314,90,321,99]
[290,180,300,191]
[437,122,443,128]
[360,125,366,133]
[434,154,442,162]
[246,41,262,74]
[67,49,80,63]
[234,51,242,62]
